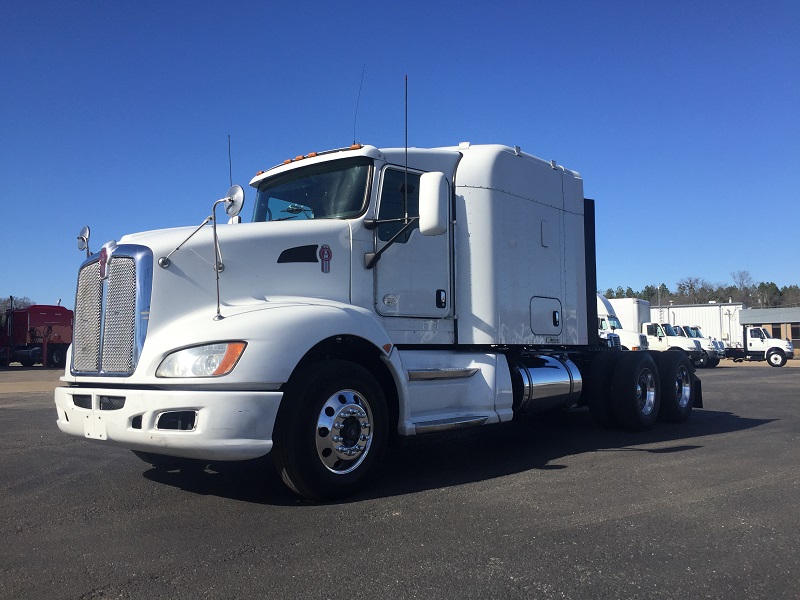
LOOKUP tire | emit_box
[706,356,720,368]
[132,450,207,472]
[586,352,620,428]
[692,352,708,369]
[654,352,694,423]
[19,357,35,367]
[611,352,660,431]
[273,360,388,501]
[49,346,66,368]
[767,350,787,368]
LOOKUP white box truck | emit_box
[55,143,702,500]
[596,295,648,351]
[725,327,794,366]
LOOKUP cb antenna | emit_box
[353,64,365,145]
[227,134,233,187]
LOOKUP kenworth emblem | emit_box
[319,244,332,273]
[99,246,109,280]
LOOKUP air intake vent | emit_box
[99,395,126,411]
[72,395,92,409]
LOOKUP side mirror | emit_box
[419,172,448,236]
[77,225,91,257]
[224,185,245,217]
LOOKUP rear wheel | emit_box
[612,352,660,431]
[654,352,694,423]
[273,360,388,501]
[767,350,787,367]
[49,346,66,368]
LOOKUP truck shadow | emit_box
[141,407,774,506]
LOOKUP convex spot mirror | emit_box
[224,185,245,217]
[419,172,448,236]
[77,225,90,253]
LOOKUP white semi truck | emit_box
[55,143,702,500]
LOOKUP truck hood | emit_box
[117,219,353,333]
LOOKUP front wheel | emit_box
[273,360,388,501]
[612,352,660,431]
[693,352,708,368]
[767,350,787,367]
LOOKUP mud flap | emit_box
[692,376,703,408]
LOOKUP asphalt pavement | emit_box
[2,362,799,599]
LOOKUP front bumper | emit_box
[54,386,282,461]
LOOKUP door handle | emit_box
[436,289,446,309]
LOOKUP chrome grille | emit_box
[71,245,152,375]
[73,261,103,371]
[102,258,137,373]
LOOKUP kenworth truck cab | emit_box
[55,143,702,500]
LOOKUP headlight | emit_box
[156,342,246,378]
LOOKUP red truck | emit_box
[0,302,73,367]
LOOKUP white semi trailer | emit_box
[55,143,702,500]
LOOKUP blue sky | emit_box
[2,0,798,308]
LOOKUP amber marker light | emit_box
[213,342,247,376]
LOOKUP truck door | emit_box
[748,327,765,352]
[373,167,451,320]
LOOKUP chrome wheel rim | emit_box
[637,368,657,416]
[315,389,374,475]
[674,365,692,408]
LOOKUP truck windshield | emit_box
[688,327,704,338]
[252,157,372,223]
[661,324,679,336]
[608,316,623,330]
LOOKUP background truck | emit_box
[1,300,73,367]
[608,298,703,364]
[725,326,794,367]
[674,325,724,368]
[596,295,648,351]
[54,142,702,500]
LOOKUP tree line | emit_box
[1,296,35,313]
[602,271,800,308]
